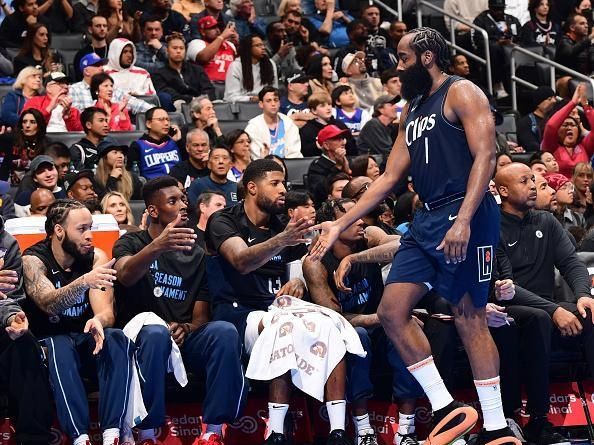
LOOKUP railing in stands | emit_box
[510,45,594,110]
[415,0,493,96]
[370,0,401,20]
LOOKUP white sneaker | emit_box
[394,432,420,445]
[357,428,379,445]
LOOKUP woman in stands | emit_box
[1,66,42,127]
[101,191,136,226]
[224,35,278,102]
[90,72,133,131]
[495,152,513,174]
[12,23,64,77]
[97,0,141,42]
[2,109,48,185]
[571,162,594,223]
[171,0,203,21]
[542,83,594,178]
[94,139,143,200]
[519,0,561,49]
[226,129,251,181]
[351,154,380,181]
[305,53,335,96]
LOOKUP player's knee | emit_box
[209,320,240,343]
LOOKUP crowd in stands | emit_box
[2,0,594,445]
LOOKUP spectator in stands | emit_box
[327,172,350,199]
[496,152,513,173]
[516,86,556,153]
[541,150,560,172]
[2,109,47,185]
[187,95,225,147]
[443,0,484,35]
[71,0,99,33]
[144,0,189,39]
[307,125,351,205]
[0,216,53,441]
[15,155,65,206]
[101,190,135,225]
[153,33,215,111]
[474,0,522,98]
[12,23,64,77]
[187,146,238,206]
[305,53,335,96]
[38,0,73,34]
[226,129,251,181]
[226,0,266,39]
[189,0,231,40]
[22,199,132,445]
[44,141,72,183]
[73,15,109,81]
[573,0,594,25]
[135,16,168,74]
[449,54,470,78]
[205,159,351,445]
[169,128,210,188]
[195,189,226,246]
[0,0,48,48]
[244,86,302,159]
[94,137,143,200]
[280,72,313,128]
[285,189,316,222]
[362,4,390,50]
[104,38,156,97]
[545,172,586,228]
[23,72,83,133]
[186,17,237,87]
[70,107,109,171]
[389,20,407,53]
[114,176,245,445]
[282,10,320,51]
[554,14,594,77]
[531,159,548,176]
[90,72,133,131]
[332,84,371,137]
[309,0,352,48]
[495,163,594,443]
[64,169,100,213]
[534,172,557,210]
[342,51,383,111]
[129,106,182,179]
[519,0,561,48]
[300,92,357,157]
[571,162,594,222]
[542,83,594,178]
[30,187,55,216]
[0,65,42,127]
[97,0,141,42]
[224,35,278,103]
[71,53,153,116]
[358,94,398,157]
[303,198,422,445]
[351,154,380,181]
[380,68,406,123]
[171,0,203,22]
[266,20,301,84]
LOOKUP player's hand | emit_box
[84,317,105,354]
[309,221,341,261]
[334,255,352,292]
[0,258,18,298]
[494,279,515,301]
[277,214,313,247]
[552,307,582,336]
[84,258,117,290]
[5,311,28,340]
[436,220,470,264]
[168,322,187,346]
[154,213,196,252]
[485,303,509,328]
[577,296,594,323]
[276,278,305,299]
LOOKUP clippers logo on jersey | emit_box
[405,113,436,146]
[477,245,493,282]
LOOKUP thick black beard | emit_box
[257,194,284,215]
[62,232,94,263]
[399,58,433,101]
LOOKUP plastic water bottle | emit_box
[131,161,140,177]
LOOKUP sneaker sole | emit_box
[425,406,478,445]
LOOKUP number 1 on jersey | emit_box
[424,137,429,164]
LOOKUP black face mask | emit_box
[582,8,592,19]
[399,57,433,101]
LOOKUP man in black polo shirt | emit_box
[113,176,245,445]
[206,159,352,445]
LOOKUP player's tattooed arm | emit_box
[22,255,89,315]
[346,241,400,264]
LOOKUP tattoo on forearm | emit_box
[349,243,397,264]
[23,256,88,315]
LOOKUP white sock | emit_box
[398,412,416,435]
[202,423,223,439]
[138,428,156,441]
[354,413,372,434]
[73,434,90,445]
[102,427,119,445]
[407,356,453,411]
[268,402,289,435]
[474,377,507,431]
[326,400,346,432]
